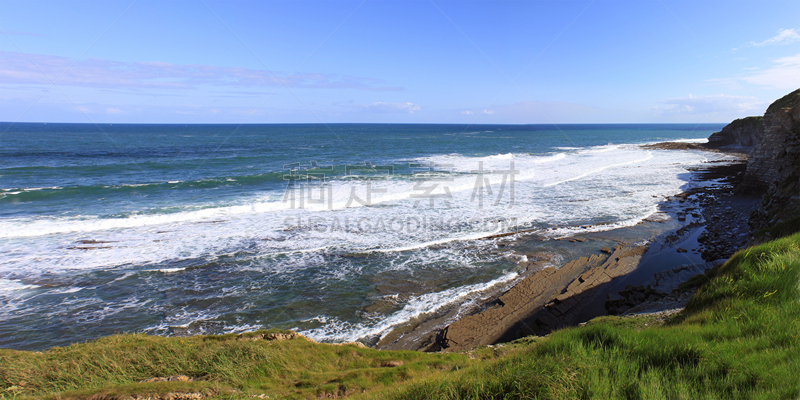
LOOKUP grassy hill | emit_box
[2,233,799,399]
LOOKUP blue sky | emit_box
[1,0,799,124]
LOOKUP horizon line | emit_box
[0,121,731,126]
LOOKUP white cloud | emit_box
[742,53,800,89]
[0,50,402,92]
[653,94,765,116]
[748,28,800,47]
[360,101,421,114]
[457,101,605,123]
[461,109,494,116]
[106,107,123,114]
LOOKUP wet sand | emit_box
[377,154,760,352]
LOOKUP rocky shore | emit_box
[432,243,647,351]
[378,88,800,354]
[378,130,776,351]
[376,158,759,352]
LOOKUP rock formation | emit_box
[705,116,764,149]
[741,89,800,237]
[429,243,647,352]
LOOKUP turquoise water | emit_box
[0,123,725,350]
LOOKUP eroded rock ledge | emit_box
[431,243,646,352]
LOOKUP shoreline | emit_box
[377,149,759,352]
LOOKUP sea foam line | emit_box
[299,271,519,344]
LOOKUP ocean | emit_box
[0,122,729,350]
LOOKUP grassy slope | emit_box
[374,233,800,400]
[766,88,800,114]
[2,234,799,399]
[0,332,469,399]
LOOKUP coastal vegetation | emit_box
[373,232,800,400]
[0,331,468,399]
[2,231,798,399]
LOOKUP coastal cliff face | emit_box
[741,89,800,236]
[706,116,764,149]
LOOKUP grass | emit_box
[2,234,800,399]
[0,331,468,399]
[370,233,800,399]
[766,88,800,114]
[726,115,763,130]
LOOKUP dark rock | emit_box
[740,88,800,239]
[705,116,764,149]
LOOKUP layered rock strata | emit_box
[432,243,646,352]
[742,89,800,235]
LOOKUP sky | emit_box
[0,0,799,124]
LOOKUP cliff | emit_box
[705,116,764,149]
[741,88,800,238]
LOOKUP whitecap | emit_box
[299,271,519,343]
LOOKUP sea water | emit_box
[0,123,730,350]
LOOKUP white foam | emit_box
[0,145,734,277]
[48,287,84,294]
[673,138,709,143]
[299,271,519,343]
[155,267,186,274]
[22,186,62,191]
[0,140,742,347]
[369,228,503,253]
[542,152,654,188]
[301,316,329,324]
[485,153,514,160]
[0,278,38,293]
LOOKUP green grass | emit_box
[3,234,800,399]
[766,88,800,114]
[0,330,468,399]
[726,115,763,130]
[370,233,800,399]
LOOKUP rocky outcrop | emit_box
[741,89,800,236]
[706,116,764,149]
[605,260,725,315]
[644,116,763,153]
[430,243,647,352]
